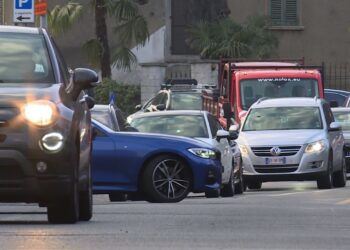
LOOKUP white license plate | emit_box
[265,157,286,165]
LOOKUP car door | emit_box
[323,103,343,170]
[207,114,233,181]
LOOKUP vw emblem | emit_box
[270,146,281,156]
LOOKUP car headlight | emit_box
[305,140,326,153]
[188,148,218,159]
[23,100,58,127]
[239,145,249,156]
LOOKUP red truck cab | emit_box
[202,60,324,128]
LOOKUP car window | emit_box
[152,93,166,105]
[243,107,323,131]
[170,92,202,110]
[324,92,346,107]
[0,32,55,83]
[131,114,209,138]
[333,111,350,130]
[207,114,221,138]
[91,110,116,130]
[322,103,335,129]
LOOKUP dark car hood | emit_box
[0,83,61,106]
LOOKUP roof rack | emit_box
[161,79,198,90]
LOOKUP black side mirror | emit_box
[156,104,166,111]
[329,100,338,108]
[135,104,142,111]
[229,131,238,140]
[74,68,99,89]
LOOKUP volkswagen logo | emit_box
[270,146,281,156]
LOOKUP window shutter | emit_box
[285,0,297,25]
[270,0,282,25]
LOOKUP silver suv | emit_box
[236,97,347,190]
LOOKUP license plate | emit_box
[265,157,286,165]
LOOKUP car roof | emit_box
[251,97,322,108]
[0,25,40,34]
[132,110,208,119]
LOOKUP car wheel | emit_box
[205,189,220,198]
[317,154,333,189]
[235,164,244,194]
[247,181,262,190]
[47,147,80,224]
[142,155,191,203]
[333,157,347,188]
[79,164,93,221]
[221,169,235,197]
[109,193,128,202]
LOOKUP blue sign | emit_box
[15,0,32,9]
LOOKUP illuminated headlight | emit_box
[23,100,57,127]
[305,140,326,153]
[188,148,217,159]
[41,132,64,152]
[239,145,249,156]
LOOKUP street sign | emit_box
[35,0,47,16]
[13,0,34,23]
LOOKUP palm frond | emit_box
[111,47,137,70]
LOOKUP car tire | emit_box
[333,157,347,188]
[79,164,93,221]
[142,155,191,203]
[205,189,220,198]
[47,146,80,224]
[221,169,235,197]
[109,193,128,202]
[317,154,333,189]
[235,165,244,194]
[247,181,262,190]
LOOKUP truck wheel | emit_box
[221,169,235,197]
[79,164,93,221]
[317,155,333,189]
[333,157,347,188]
[142,155,191,203]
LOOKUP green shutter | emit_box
[270,0,282,25]
[285,0,297,25]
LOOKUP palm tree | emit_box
[48,0,149,78]
[186,16,278,59]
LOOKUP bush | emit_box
[93,78,141,116]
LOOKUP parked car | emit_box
[0,26,98,223]
[236,97,346,190]
[331,107,350,175]
[324,88,350,107]
[130,110,244,196]
[127,79,210,123]
[90,105,222,203]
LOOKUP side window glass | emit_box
[207,115,219,138]
[51,37,70,85]
[322,103,334,128]
[152,93,164,105]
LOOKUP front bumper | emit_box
[190,158,222,193]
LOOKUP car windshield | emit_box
[0,32,55,83]
[91,110,115,130]
[240,78,319,110]
[170,92,202,110]
[243,107,322,131]
[130,114,209,138]
[333,111,350,130]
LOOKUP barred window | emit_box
[270,0,298,26]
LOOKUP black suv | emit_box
[0,26,98,223]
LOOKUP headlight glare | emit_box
[188,148,217,159]
[305,140,326,153]
[23,100,57,126]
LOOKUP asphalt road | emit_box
[1,181,350,250]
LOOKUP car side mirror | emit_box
[216,129,230,142]
[74,68,99,90]
[329,100,339,108]
[329,121,341,131]
[229,131,238,140]
[156,104,166,111]
[135,104,142,111]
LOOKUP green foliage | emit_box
[93,78,141,115]
[48,1,83,37]
[186,16,278,59]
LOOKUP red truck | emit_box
[202,59,324,128]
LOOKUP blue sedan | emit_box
[91,105,222,203]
